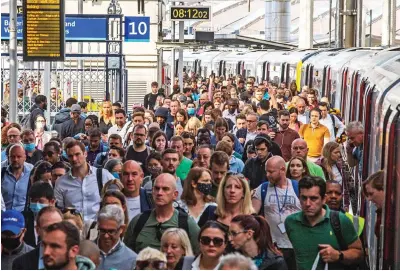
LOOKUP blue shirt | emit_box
[1,151,6,162]
[1,163,34,211]
[54,165,114,221]
[229,156,245,174]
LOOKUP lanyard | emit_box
[274,180,289,215]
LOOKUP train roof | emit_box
[256,49,318,65]
[365,53,400,95]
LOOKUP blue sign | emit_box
[124,16,150,42]
[1,15,107,41]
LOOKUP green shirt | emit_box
[124,209,200,254]
[285,205,358,270]
[211,182,219,198]
[176,157,193,181]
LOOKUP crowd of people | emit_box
[0,75,385,270]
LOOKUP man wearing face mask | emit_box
[1,210,33,270]
[21,129,43,166]
[22,181,56,248]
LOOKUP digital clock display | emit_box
[170,6,211,21]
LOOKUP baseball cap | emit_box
[1,210,25,235]
[71,104,81,113]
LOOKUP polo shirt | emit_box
[123,209,200,254]
[176,157,193,181]
[299,123,330,158]
[285,205,358,270]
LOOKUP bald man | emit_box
[2,144,34,211]
[251,156,302,269]
[290,139,325,179]
[296,98,309,124]
[1,127,22,162]
[124,173,200,254]
[121,160,152,221]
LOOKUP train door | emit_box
[350,71,359,121]
[236,61,243,77]
[218,60,226,77]
[306,64,314,87]
[261,61,270,82]
[326,66,332,101]
[284,63,290,86]
[340,68,348,122]
[322,66,327,96]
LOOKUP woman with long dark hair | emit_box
[229,215,287,270]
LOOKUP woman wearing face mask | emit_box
[286,157,310,181]
[191,221,228,270]
[151,131,168,153]
[181,168,216,223]
[33,115,51,150]
[143,152,163,190]
[186,103,197,118]
[160,228,194,270]
[229,215,287,270]
[104,159,123,179]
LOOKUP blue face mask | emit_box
[187,108,195,116]
[30,202,48,215]
[23,143,36,152]
[111,172,120,179]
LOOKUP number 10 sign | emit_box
[124,16,150,42]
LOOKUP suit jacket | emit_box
[22,210,37,248]
[12,247,39,270]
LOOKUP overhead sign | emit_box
[1,14,108,41]
[124,16,150,42]
[23,0,65,61]
[170,6,211,21]
[17,6,23,14]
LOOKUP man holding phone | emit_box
[285,176,362,270]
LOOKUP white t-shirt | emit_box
[126,196,141,222]
[254,179,302,248]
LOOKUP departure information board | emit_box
[23,0,65,61]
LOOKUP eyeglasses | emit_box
[156,223,164,241]
[229,230,247,237]
[200,236,225,247]
[98,228,120,236]
[134,133,146,137]
[136,260,167,270]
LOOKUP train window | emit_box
[289,66,295,84]
[326,67,332,100]
[358,79,367,122]
[322,66,327,96]
[331,70,338,107]
[351,72,359,121]
[369,90,380,173]
[341,68,348,120]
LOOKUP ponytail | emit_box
[253,215,282,256]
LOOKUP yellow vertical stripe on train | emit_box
[296,61,303,92]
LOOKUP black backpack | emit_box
[130,209,189,252]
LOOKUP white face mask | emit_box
[36,122,45,129]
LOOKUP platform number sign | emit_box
[124,16,150,42]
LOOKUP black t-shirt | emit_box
[26,149,43,167]
[144,93,158,111]
[99,118,113,134]
[259,109,278,130]
[125,146,150,174]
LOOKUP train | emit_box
[164,47,400,269]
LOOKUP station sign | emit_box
[1,14,108,41]
[170,6,211,21]
[124,16,150,42]
[23,0,65,61]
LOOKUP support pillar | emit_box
[298,0,313,49]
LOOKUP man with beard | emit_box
[285,176,362,270]
[12,206,63,270]
[2,144,33,211]
[1,210,33,270]
[41,221,95,270]
[125,124,151,174]
[121,161,152,222]
[60,104,85,140]
[97,205,137,269]
[222,98,239,124]
[196,129,211,146]
[54,140,114,221]
[271,110,300,161]
[160,149,183,198]
[154,107,174,140]
[28,95,47,130]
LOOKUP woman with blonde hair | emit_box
[99,100,115,134]
[201,110,213,127]
[160,228,194,270]
[185,117,203,136]
[136,247,167,270]
[198,173,255,229]
[181,167,216,223]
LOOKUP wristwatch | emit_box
[338,251,344,262]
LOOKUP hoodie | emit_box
[52,108,71,135]
[76,255,96,270]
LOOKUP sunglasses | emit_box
[62,208,83,220]
[156,223,164,241]
[136,260,166,270]
[199,236,225,247]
